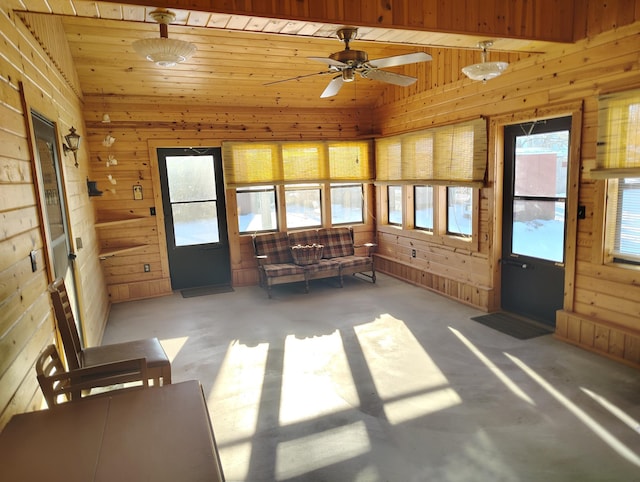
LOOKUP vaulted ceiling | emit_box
[13,1,572,109]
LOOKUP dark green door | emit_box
[157,147,231,290]
[501,116,571,326]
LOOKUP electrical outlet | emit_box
[411,249,416,258]
[144,264,150,272]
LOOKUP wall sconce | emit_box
[62,126,81,168]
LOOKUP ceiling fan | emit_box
[265,27,432,98]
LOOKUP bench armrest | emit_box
[354,242,377,254]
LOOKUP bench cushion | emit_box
[262,263,305,277]
[254,232,293,264]
[318,228,355,258]
[288,230,319,247]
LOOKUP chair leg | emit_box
[161,364,172,385]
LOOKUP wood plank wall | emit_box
[0,9,109,429]
[82,99,375,301]
[372,21,640,367]
[2,0,639,431]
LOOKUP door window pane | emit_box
[512,199,565,262]
[237,186,277,233]
[167,155,217,202]
[285,184,322,229]
[172,202,219,246]
[331,183,363,225]
[415,185,433,231]
[388,185,402,225]
[166,154,220,246]
[514,131,568,197]
[511,129,569,262]
[447,186,472,236]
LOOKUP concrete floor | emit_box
[104,274,640,482]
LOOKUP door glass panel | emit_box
[512,129,569,263]
[514,132,568,197]
[167,156,217,202]
[512,199,565,262]
[166,155,219,247]
[172,202,219,246]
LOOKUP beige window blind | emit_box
[591,89,640,179]
[375,118,487,186]
[222,140,372,187]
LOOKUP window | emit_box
[414,185,433,231]
[388,185,403,225]
[285,184,322,229]
[222,139,372,233]
[331,183,363,225]
[237,185,277,234]
[592,89,640,266]
[447,186,472,236]
[607,178,640,264]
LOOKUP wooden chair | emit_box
[48,278,172,386]
[36,344,149,407]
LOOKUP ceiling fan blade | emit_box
[367,52,432,69]
[361,69,418,86]
[308,56,348,67]
[264,70,333,86]
[320,76,345,98]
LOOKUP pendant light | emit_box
[462,41,508,83]
[133,9,196,67]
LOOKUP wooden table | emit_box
[0,380,225,482]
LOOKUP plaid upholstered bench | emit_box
[252,227,376,298]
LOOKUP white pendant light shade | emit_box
[133,37,196,67]
[462,41,508,82]
[132,10,196,67]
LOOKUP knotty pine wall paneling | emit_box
[373,20,640,367]
[83,98,375,300]
[0,9,109,429]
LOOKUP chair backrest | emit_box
[35,344,72,407]
[48,278,83,370]
[36,344,149,408]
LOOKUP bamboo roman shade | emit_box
[222,140,372,187]
[592,88,640,179]
[375,118,487,186]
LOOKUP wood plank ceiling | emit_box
[14,1,568,109]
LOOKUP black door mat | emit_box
[181,285,234,298]
[470,312,554,339]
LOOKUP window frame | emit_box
[387,185,403,226]
[330,182,364,226]
[446,186,474,237]
[379,184,479,251]
[283,183,323,230]
[236,184,278,234]
[414,185,434,232]
[604,177,640,267]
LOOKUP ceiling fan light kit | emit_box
[462,41,509,82]
[132,10,196,67]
